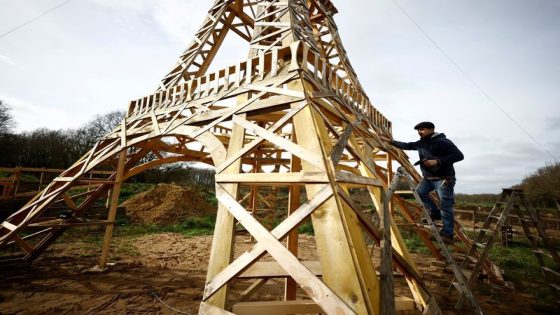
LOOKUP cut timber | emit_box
[232,300,322,315]
[232,297,419,315]
[239,261,321,278]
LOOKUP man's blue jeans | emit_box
[416,178,456,237]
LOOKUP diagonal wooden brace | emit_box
[203,184,333,299]
[212,184,356,314]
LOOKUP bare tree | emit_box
[0,100,15,135]
[70,110,125,157]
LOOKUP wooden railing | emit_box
[126,41,392,137]
[0,167,113,200]
[455,208,560,231]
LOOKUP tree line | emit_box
[0,100,558,204]
[0,100,124,168]
[517,163,560,210]
[0,100,215,186]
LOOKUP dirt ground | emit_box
[0,231,546,315]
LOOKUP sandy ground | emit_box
[0,231,546,315]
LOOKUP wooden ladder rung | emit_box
[549,283,560,292]
[395,190,414,194]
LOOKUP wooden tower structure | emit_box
[0,1,494,313]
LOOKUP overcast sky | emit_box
[0,0,559,194]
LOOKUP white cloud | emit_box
[0,93,77,132]
[91,0,207,44]
[0,54,15,66]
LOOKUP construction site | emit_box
[1,0,559,314]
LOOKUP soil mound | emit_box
[121,183,215,225]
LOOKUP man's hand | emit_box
[423,159,439,167]
[378,135,392,142]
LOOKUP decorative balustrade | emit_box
[127,41,392,137]
[289,42,392,136]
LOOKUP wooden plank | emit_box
[380,177,396,315]
[335,171,383,187]
[239,261,322,278]
[232,296,418,315]
[244,84,305,98]
[2,221,18,231]
[52,177,76,182]
[98,149,126,269]
[203,110,246,309]
[199,302,236,315]
[285,146,301,301]
[233,300,322,315]
[215,172,328,184]
[28,220,114,228]
[395,296,420,312]
[330,123,354,166]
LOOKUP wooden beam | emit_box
[231,296,419,315]
[239,261,321,278]
[204,111,246,309]
[215,172,329,185]
[335,171,383,187]
[232,300,322,315]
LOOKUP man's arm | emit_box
[438,139,464,165]
[378,135,418,151]
[389,140,419,151]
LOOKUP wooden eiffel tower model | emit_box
[0,1,497,314]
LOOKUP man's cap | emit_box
[414,121,435,130]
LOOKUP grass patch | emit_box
[489,241,558,309]
[401,231,430,255]
[118,183,155,203]
[199,188,218,207]
[113,214,217,237]
[53,215,217,247]
[298,221,314,235]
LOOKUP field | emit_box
[0,184,558,314]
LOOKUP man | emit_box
[380,122,464,244]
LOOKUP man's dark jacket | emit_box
[390,133,464,178]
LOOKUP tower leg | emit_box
[99,149,126,269]
[291,94,380,314]
[204,107,247,309]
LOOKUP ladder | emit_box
[388,167,483,314]
[455,188,560,309]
